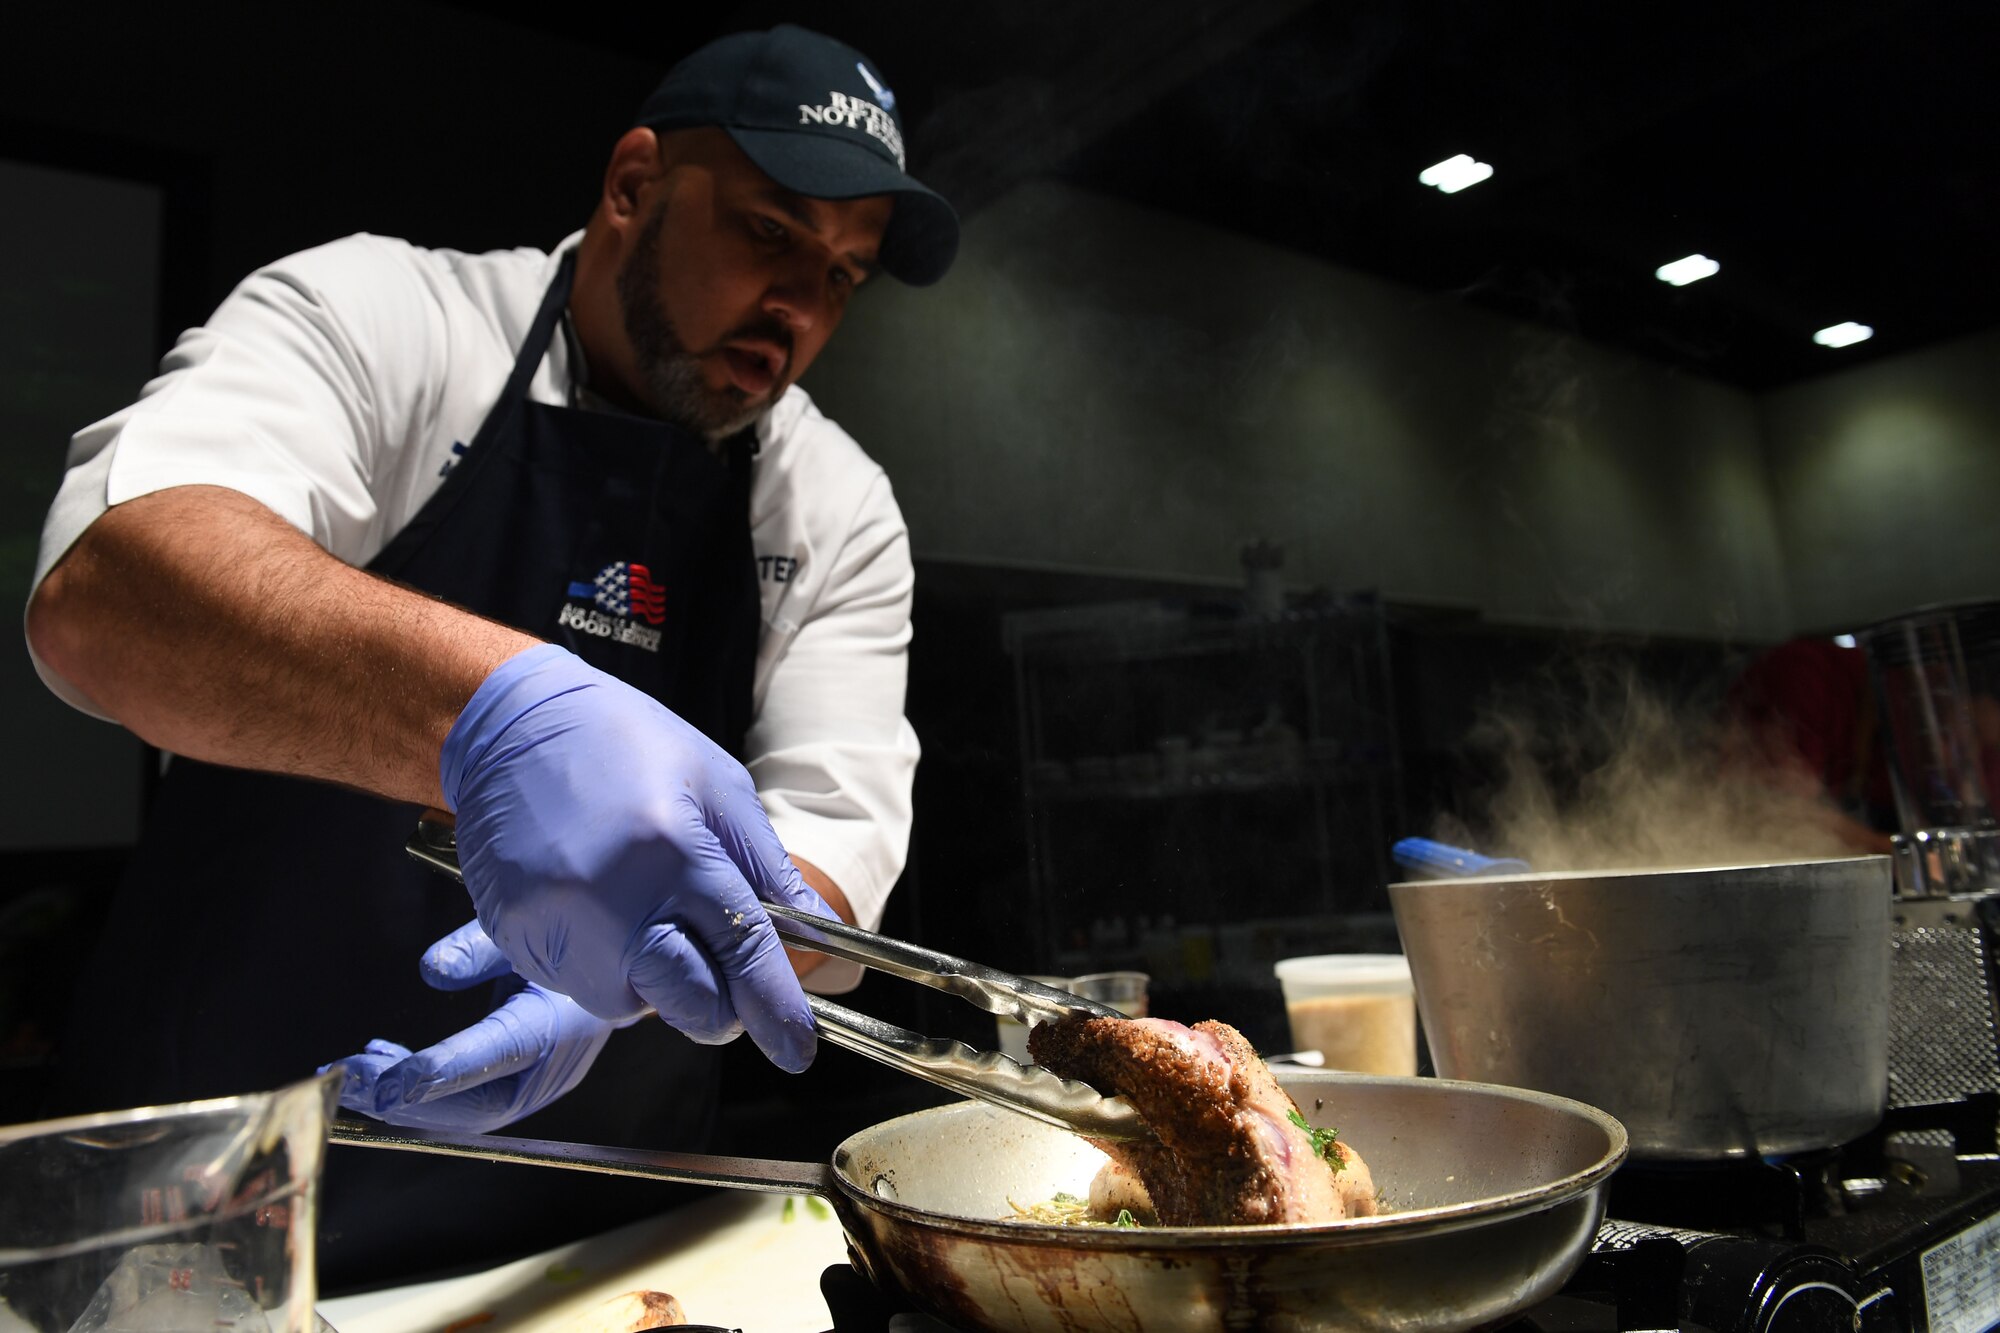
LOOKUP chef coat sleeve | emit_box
[26,234,447,718]
[745,472,919,995]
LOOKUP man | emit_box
[23,25,955,1286]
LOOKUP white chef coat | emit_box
[26,231,917,988]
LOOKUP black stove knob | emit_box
[1757,1278,1861,1333]
[1681,1238,1864,1333]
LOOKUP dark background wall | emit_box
[1,3,665,319]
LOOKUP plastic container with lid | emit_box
[1273,954,1417,1076]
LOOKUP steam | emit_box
[1435,656,1864,871]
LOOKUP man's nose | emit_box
[762,263,834,333]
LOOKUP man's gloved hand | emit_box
[325,921,620,1132]
[443,644,831,1072]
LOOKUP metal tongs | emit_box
[407,818,1148,1141]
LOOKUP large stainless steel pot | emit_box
[333,1070,1626,1333]
[1389,856,1891,1161]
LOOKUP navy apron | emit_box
[53,251,763,1291]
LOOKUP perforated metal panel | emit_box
[1594,1219,1726,1251]
[1887,898,2000,1117]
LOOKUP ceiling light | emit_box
[1655,254,1720,286]
[1813,322,1874,348]
[1418,154,1493,194]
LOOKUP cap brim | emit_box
[727,125,959,287]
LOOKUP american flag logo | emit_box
[567,561,666,625]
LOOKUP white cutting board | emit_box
[318,1190,848,1333]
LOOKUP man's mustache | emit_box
[720,318,794,373]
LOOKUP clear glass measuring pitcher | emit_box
[1860,602,2000,894]
[0,1070,339,1333]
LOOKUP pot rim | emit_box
[1388,852,1889,889]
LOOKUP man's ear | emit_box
[600,127,662,231]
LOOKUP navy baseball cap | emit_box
[637,25,959,287]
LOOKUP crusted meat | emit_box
[1029,1014,1375,1226]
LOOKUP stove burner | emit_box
[1607,1154,1847,1240]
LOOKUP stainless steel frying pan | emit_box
[332,1069,1627,1333]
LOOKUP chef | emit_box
[22,25,956,1287]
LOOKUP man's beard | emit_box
[615,204,789,438]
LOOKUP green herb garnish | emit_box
[1287,1108,1346,1173]
[1004,1193,1145,1227]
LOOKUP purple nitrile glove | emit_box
[324,921,619,1132]
[442,644,831,1072]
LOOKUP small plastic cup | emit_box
[995,976,1072,1064]
[1070,971,1150,1017]
[1273,954,1417,1076]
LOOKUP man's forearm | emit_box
[27,485,540,808]
[788,854,855,979]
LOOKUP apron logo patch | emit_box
[559,561,664,651]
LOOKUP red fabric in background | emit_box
[1727,638,1896,817]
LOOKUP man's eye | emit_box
[831,267,856,290]
[756,217,788,241]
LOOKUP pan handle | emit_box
[328,1118,835,1197]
